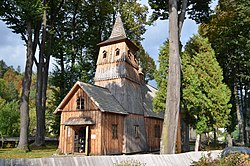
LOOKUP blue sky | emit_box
[0,1,216,75]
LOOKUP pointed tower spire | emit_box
[109,12,127,39]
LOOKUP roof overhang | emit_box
[97,37,139,52]
[64,117,95,126]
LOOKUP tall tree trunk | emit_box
[234,81,244,145]
[17,22,34,151]
[34,6,47,147]
[213,128,217,147]
[181,112,190,152]
[239,80,247,146]
[244,86,248,145]
[160,0,181,154]
[195,134,200,152]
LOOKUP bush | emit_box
[113,159,146,166]
[193,153,250,166]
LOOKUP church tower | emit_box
[94,13,144,115]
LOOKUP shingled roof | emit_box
[109,12,126,39]
[97,13,139,52]
[141,84,164,119]
[54,81,127,115]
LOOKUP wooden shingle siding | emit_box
[145,118,163,151]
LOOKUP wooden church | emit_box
[54,13,164,155]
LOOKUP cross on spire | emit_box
[118,0,120,13]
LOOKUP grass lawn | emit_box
[0,145,57,159]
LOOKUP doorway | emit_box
[79,127,86,153]
[74,126,89,154]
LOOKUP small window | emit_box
[128,50,131,59]
[134,57,137,63]
[112,124,118,139]
[134,125,139,138]
[154,125,161,138]
[67,127,71,137]
[115,48,120,56]
[103,50,107,58]
[76,97,84,110]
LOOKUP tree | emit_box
[149,0,213,154]
[0,98,20,138]
[200,0,250,145]
[0,0,44,150]
[153,41,169,112]
[50,0,152,101]
[182,35,231,151]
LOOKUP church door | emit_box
[76,126,89,154]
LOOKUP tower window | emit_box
[128,50,131,59]
[76,97,84,110]
[103,50,107,58]
[115,48,120,56]
[112,124,118,139]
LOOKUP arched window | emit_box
[103,50,107,58]
[76,97,84,110]
[115,48,120,56]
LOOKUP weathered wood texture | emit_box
[101,112,124,154]
[58,87,103,155]
[145,118,163,152]
[123,114,148,153]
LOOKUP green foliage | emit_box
[0,98,20,137]
[194,153,250,166]
[148,0,213,23]
[182,35,231,134]
[50,0,152,114]
[199,0,250,134]
[153,41,169,112]
[0,0,44,36]
[138,47,156,83]
[114,159,146,166]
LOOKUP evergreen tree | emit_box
[149,0,214,154]
[153,41,169,112]
[200,0,250,145]
[182,35,231,151]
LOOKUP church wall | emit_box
[101,112,125,154]
[144,118,163,152]
[123,114,148,153]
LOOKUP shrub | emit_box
[193,153,250,166]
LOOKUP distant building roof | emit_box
[141,84,164,119]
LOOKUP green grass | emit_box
[0,145,57,159]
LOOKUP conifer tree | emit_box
[182,35,231,151]
[153,41,169,112]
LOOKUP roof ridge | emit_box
[78,81,109,91]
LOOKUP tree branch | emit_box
[178,0,188,36]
